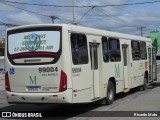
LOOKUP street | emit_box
[0,67,160,120]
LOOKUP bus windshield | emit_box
[7,27,62,65]
[8,31,60,54]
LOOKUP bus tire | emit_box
[106,81,115,105]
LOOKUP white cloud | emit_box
[7,11,45,24]
[0,0,159,37]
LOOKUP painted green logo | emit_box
[115,64,120,78]
[29,76,37,85]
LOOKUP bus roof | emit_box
[7,24,151,42]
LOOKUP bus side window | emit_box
[70,33,88,65]
[0,48,4,56]
[131,40,141,60]
[102,36,109,62]
[109,38,121,62]
[140,41,147,60]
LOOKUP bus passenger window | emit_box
[140,41,147,60]
[131,40,141,60]
[102,37,109,62]
[71,33,88,65]
[0,48,4,56]
[109,38,121,62]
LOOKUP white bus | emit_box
[5,24,157,104]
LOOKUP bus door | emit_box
[89,43,100,99]
[148,47,157,82]
[122,44,130,90]
[148,48,153,82]
[152,47,157,81]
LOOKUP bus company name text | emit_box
[14,45,53,52]
[72,68,81,73]
[24,34,46,39]
[14,33,54,52]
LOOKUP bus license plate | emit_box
[26,86,40,91]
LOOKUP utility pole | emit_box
[50,16,58,23]
[137,26,146,36]
[72,0,75,24]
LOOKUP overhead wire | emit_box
[0,2,72,23]
[0,0,160,7]
[0,0,159,25]
[87,0,124,26]
[0,20,18,26]
[76,0,118,25]
[0,0,160,36]
[76,6,95,24]
[1,2,48,17]
[75,0,96,24]
[76,0,127,28]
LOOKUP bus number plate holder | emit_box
[26,86,40,91]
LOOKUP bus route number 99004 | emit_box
[38,67,58,73]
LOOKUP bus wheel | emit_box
[106,81,115,105]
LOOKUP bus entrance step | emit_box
[123,88,130,93]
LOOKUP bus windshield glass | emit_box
[8,31,60,55]
[7,26,62,65]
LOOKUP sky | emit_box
[0,0,160,37]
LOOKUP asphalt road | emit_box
[0,67,160,120]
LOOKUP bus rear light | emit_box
[11,94,15,96]
[5,72,11,92]
[59,70,67,92]
[53,95,58,97]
